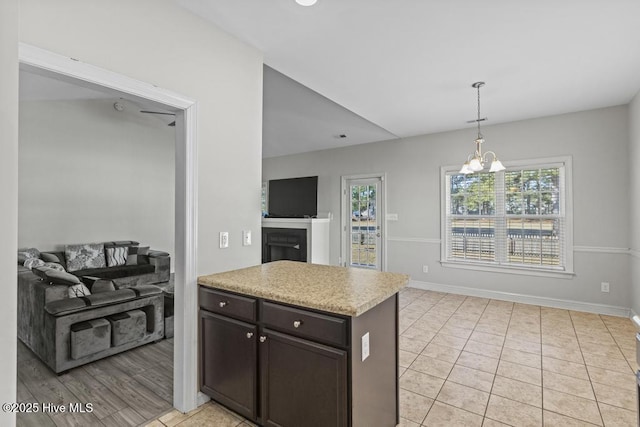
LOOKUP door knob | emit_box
[246,332,253,339]
[293,320,302,328]
[259,336,267,343]
[219,301,227,308]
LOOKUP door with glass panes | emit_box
[344,176,383,270]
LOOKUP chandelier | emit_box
[459,82,505,174]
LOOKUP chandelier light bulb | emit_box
[490,159,506,172]
[460,162,472,174]
[295,0,318,6]
[469,158,483,172]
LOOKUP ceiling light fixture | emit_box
[459,82,505,174]
[295,0,317,6]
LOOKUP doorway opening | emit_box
[17,43,199,416]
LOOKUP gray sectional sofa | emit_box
[17,240,171,373]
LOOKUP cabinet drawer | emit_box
[199,287,256,322]
[261,301,348,347]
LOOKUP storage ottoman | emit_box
[70,318,111,360]
[108,309,146,346]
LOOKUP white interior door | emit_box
[343,175,385,270]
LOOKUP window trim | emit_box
[440,156,574,278]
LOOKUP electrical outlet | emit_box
[243,230,251,246]
[422,265,429,273]
[219,232,229,249]
[601,282,610,293]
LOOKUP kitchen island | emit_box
[198,261,409,427]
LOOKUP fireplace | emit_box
[262,227,307,263]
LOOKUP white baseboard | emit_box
[196,392,211,408]
[408,280,631,318]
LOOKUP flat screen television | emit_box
[267,176,318,218]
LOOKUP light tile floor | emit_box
[148,288,639,426]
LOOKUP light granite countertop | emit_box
[198,261,409,317]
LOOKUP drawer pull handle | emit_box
[293,320,302,328]
[259,336,267,343]
[219,301,228,308]
[246,332,254,339]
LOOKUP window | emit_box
[441,157,573,277]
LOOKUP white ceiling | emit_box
[19,69,177,127]
[179,0,640,157]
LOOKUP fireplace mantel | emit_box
[261,218,330,265]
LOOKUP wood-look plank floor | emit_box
[16,338,174,427]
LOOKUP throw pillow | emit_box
[18,248,40,264]
[68,283,91,298]
[41,252,62,263]
[42,262,65,272]
[23,258,45,270]
[126,245,150,265]
[65,243,106,272]
[44,269,81,286]
[106,246,128,267]
[32,266,52,280]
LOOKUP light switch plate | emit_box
[361,332,370,361]
[220,232,229,249]
[243,230,251,246]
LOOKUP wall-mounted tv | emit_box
[267,176,318,218]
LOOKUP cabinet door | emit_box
[260,329,348,427]
[200,310,257,421]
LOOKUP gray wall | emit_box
[264,106,631,309]
[0,0,18,423]
[19,98,175,255]
[19,0,264,276]
[630,91,640,314]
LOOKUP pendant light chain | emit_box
[459,82,505,174]
[477,84,482,139]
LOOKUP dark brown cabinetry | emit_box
[261,329,347,427]
[200,311,257,420]
[199,285,398,427]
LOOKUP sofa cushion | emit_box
[126,246,149,265]
[104,240,140,247]
[130,284,162,297]
[65,243,106,272]
[43,262,65,272]
[44,288,139,316]
[68,283,91,298]
[70,264,155,280]
[148,250,170,258]
[106,246,128,267]
[18,248,40,264]
[41,251,66,267]
[32,266,52,280]
[82,277,117,293]
[44,269,81,286]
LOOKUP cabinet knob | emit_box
[293,320,302,328]
[219,301,227,308]
[246,332,253,339]
[259,336,267,343]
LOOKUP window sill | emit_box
[440,260,575,279]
